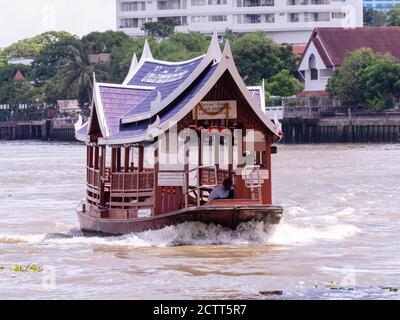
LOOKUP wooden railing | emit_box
[87,167,100,189]
[110,170,155,192]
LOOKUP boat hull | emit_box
[77,205,283,236]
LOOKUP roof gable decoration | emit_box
[99,40,281,145]
[298,40,330,71]
[123,39,153,85]
[120,32,223,123]
[88,75,109,138]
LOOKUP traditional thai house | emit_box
[75,34,283,236]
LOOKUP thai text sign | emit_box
[194,101,237,120]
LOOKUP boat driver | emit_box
[208,178,234,201]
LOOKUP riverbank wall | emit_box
[0,118,76,141]
[281,107,400,144]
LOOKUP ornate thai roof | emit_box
[75,33,279,145]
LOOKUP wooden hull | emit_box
[77,205,283,237]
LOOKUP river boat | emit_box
[75,33,283,236]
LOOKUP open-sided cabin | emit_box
[75,33,283,236]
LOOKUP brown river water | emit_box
[0,141,399,300]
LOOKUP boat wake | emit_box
[0,219,361,248]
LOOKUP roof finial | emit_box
[207,30,222,60]
[141,39,154,61]
[128,52,138,75]
[222,39,233,60]
[92,72,96,84]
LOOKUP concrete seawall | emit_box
[282,107,400,144]
[0,119,76,142]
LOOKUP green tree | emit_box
[327,48,400,110]
[386,4,400,26]
[59,42,110,105]
[82,30,131,54]
[142,20,176,39]
[0,65,35,104]
[362,55,400,110]
[4,31,72,59]
[231,32,299,85]
[0,49,6,68]
[363,7,386,26]
[267,70,303,97]
[31,33,80,85]
[165,32,210,57]
[327,48,378,104]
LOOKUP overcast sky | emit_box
[0,0,116,47]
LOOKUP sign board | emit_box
[193,101,237,120]
[158,172,184,187]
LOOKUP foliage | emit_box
[267,70,303,97]
[59,42,109,105]
[0,30,301,106]
[4,31,72,59]
[327,48,400,110]
[142,20,176,39]
[362,56,400,110]
[0,64,36,104]
[230,32,299,86]
[31,33,80,85]
[0,49,6,68]
[82,30,131,54]
[386,4,400,26]
[363,7,386,26]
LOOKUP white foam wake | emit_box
[0,219,361,248]
[269,223,361,246]
[0,221,277,248]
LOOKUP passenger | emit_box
[208,178,234,202]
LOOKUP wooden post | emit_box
[94,146,99,170]
[116,147,122,172]
[124,146,130,172]
[111,148,117,173]
[138,145,144,172]
[154,142,162,216]
[184,132,190,209]
[262,141,272,205]
[228,130,233,181]
[88,146,94,168]
[99,146,106,207]
[214,133,220,170]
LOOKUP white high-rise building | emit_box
[116,0,363,44]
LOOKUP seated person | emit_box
[208,178,234,201]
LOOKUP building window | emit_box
[309,54,318,80]
[191,16,207,23]
[121,1,146,11]
[237,0,274,6]
[208,15,227,22]
[157,0,181,10]
[120,18,145,28]
[265,13,275,23]
[208,0,227,4]
[191,0,206,5]
[289,13,300,22]
[332,12,345,19]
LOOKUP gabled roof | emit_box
[88,83,153,138]
[76,34,280,145]
[299,27,400,68]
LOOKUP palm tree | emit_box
[60,42,109,104]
